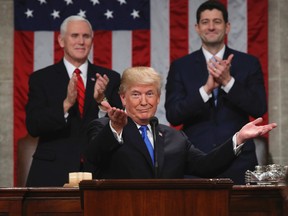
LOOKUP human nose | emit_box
[208,21,215,30]
[139,94,148,104]
[77,36,85,44]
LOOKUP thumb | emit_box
[100,100,111,111]
[251,117,263,126]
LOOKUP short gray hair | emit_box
[60,15,93,37]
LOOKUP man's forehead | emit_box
[129,84,157,92]
[200,9,223,19]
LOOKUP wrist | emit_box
[203,85,212,95]
[63,99,73,113]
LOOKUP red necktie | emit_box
[74,68,85,118]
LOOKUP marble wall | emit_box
[0,0,14,187]
[0,0,287,186]
[268,0,288,165]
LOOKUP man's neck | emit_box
[202,43,225,55]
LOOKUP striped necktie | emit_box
[74,68,85,118]
[139,125,154,164]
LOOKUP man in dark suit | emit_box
[25,15,122,186]
[165,1,267,184]
[85,66,275,179]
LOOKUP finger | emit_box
[103,74,109,83]
[101,100,111,111]
[225,54,234,66]
[251,117,263,125]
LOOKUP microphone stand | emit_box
[150,116,159,178]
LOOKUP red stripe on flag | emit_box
[219,0,228,44]
[13,31,34,186]
[132,30,150,66]
[247,0,268,126]
[54,31,63,63]
[247,0,268,91]
[169,0,189,130]
[170,0,189,62]
[219,0,228,7]
[93,31,112,69]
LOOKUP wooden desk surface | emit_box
[231,185,288,216]
[0,183,287,216]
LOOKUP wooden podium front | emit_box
[79,179,233,216]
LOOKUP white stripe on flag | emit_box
[151,0,170,125]
[189,0,204,52]
[112,31,132,75]
[34,31,54,71]
[228,0,247,52]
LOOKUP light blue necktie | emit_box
[139,126,154,164]
[213,88,218,106]
[210,56,219,106]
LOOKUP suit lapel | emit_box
[195,50,209,84]
[154,126,165,176]
[54,60,71,95]
[82,62,97,119]
[124,119,155,168]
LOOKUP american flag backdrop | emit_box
[13,0,268,185]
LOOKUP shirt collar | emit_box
[202,45,226,62]
[63,58,88,79]
[136,122,152,131]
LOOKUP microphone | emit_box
[150,116,159,178]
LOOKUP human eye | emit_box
[200,19,209,25]
[214,19,223,24]
[83,34,91,39]
[146,91,155,98]
[131,92,141,99]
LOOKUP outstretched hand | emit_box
[236,118,277,145]
[101,101,128,134]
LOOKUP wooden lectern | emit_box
[79,178,233,216]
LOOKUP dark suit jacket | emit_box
[165,47,267,184]
[25,60,122,186]
[85,117,237,179]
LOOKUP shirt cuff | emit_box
[64,112,69,122]
[221,77,235,93]
[109,120,123,143]
[199,86,212,103]
[98,106,107,118]
[232,133,244,156]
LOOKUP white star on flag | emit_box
[51,10,60,19]
[90,0,100,6]
[104,10,113,19]
[25,9,33,18]
[78,10,86,18]
[131,9,140,19]
[64,0,73,5]
[38,0,47,5]
[117,0,127,5]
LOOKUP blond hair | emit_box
[119,66,162,95]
